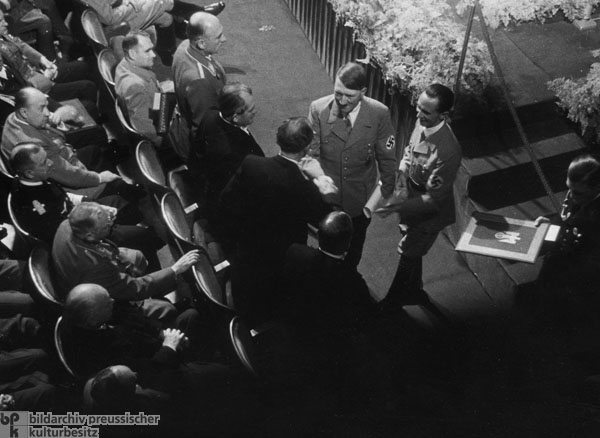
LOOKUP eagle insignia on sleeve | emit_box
[385,135,395,150]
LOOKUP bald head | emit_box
[187,12,225,54]
[64,284,114,329]
[15,87,42,110]
[15,87,50,128]
[89,365,138,411]
[276,117,313,154]
[318,211,353,256]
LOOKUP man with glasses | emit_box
[191,82,263,234]
[308,61,397,268]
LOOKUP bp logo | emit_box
[0,412,27,437]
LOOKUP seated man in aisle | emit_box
[115,30,175,148]
[218,117,335,324]
[81,0,176,63]
[63,284,260,436]
[0,10,97,111]
[0,313,56,412]
[191,82,263,233]
[53,203,201,324]
[1,0,83,61]
[2,88,137,200]
[0,255,35,317]
[10,144,163,268]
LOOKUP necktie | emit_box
[344,115,352,132]
[419,130,426,143]
[207,55,224,80]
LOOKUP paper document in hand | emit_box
[363,184,405,218]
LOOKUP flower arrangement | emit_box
[548,63,600,142]
[455,0,600,29]
[328,0,494,104]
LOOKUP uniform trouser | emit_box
[384,224,440,305]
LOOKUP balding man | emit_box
[1,88,122,199]
[282,211,377,339]
[52,203,200,323]
[219,117,334,323]
[281,211,391,407]
[63,283,255,435]
[62,284,212,377]
[172,11,226,158]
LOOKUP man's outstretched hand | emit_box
[171,250,201,275]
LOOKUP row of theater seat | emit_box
[0,8,264,386]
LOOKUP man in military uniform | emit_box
[52,202,200,324]
[308,61,397,267]
[535,154,600,323]
[378,83,462,307]
[171,11,226,159]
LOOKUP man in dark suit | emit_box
[308,61,397,268]
[282,211,377,341]
[63,283,260,436]
[219,117,335,324]
[191,82,263,234]
[281,211,391,410]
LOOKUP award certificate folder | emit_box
[455,212,549,263]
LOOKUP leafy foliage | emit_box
[328,0,494,103]
[548,63,600,141]
[456,0,599,29]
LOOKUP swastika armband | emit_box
[385,135,395,150]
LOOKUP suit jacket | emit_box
[191,109,264,214]
[11,179,73,244]
[282,244,377,341]
[308,95,397,217]
[52,220,177,302]
[219,155,329,264]
[115,58,161,145]
[2,113,105,198]
[64,321,178,380]
[0,33,53,93]
[399,121,462,231]
[172,40,226,142]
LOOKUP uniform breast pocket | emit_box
[361,143,374,164]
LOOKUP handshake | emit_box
[299,157,339,195]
